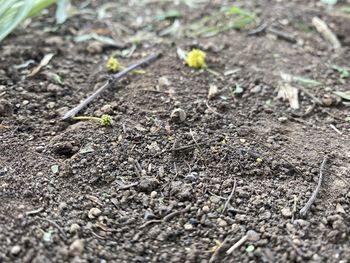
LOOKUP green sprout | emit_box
[72,114,112,126]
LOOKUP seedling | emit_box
[72,114,112,126]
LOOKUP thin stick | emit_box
[62,53,162,119]
[299,156,328,217]
[266,27,297,43]
[222,179,237,214]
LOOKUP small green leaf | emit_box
[321,0,337,5]
[293,76,322,86]
[334,91,350,101]
[51,164,59,174]
[246,244,255,252]
[56,0,70,24]
[43,230,53,242]
[155,10,182,21]
[329,64,349,78]
[340,6,350,13]
[177,47,187,61]
[232,84,243,95]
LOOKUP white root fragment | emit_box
[312,17,341,50]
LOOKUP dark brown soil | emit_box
[1,0,350,262]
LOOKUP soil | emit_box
[1,0,350,262]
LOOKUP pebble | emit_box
[10,245,21,256]
[185,172,197,182]
[250,85,262,93]
[69,239,84,256]
[144,211,156,220]
[0,99,13,116]
[278,116,288,123]
[294,219,310,227]
[69,223,80,234]
[170,108,186,123]
[100,104,113,114]
[150,191,157,198]
[158,76,170,88]
[46,102,55,109]
[138,177,159,193]
[184,223,193,230]
[88,208,102,219]
[209,195,221,204]
[217,218,227,227]
[202,205,210,212]
[281,207,292,218]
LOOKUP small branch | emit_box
[299,156,328,217]
[222,179,237,214]
[266,27,297,43]
[62,53,162,119]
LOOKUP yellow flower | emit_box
[106,56,121,72]
[99,115,112,126]
[186,49,207,69]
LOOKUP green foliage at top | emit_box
[0,0,69,42]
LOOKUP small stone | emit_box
[278,116,288,123]
[150,191,157,198]
[322,96,333,107]
[138,177,159,193]
[158,76,170,88]
[250,85,262,93]
[217,218,227,227]
[10,245,21,256]
[202,205,210,212]
[22,100,29,106]
[144,211,156,220]
[88,208,102,219]
[170,108,186,123]
[185,172,197,182]
[281,207,292,218]
[294,219,310,227]
[47,83,61,93]
[69,239,84,256]
[100,104,113,114]
[86,41,103,54]
[184,223,193,230]
[69,223,80,234]
[209,195,221,204]
[47,102,55,109]
[0,99,13,116]
[58,202,67,211]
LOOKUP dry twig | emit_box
[62,53,161,119]
[299,156,328,217]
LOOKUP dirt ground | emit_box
[1,0,350,262]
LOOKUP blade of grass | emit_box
[0,0,32,41]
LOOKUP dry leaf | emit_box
[277,83,300,109]
[27,53,55,77]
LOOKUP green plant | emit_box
[0,0,70,42]
[72,115,113,126]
